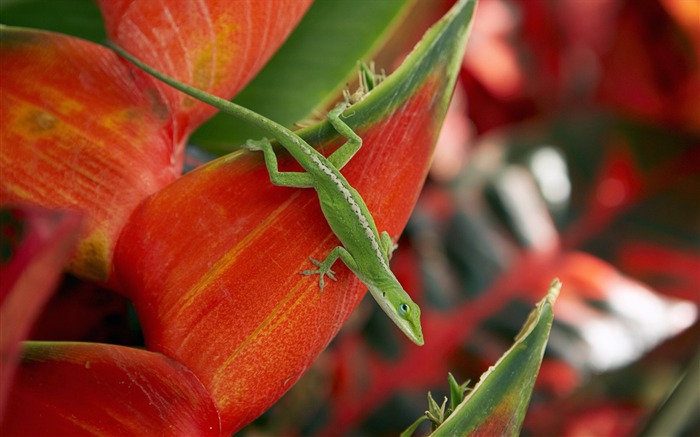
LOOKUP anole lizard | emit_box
[111,45,424,346]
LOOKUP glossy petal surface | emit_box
[98,0,313,141]
[0,28,178,281]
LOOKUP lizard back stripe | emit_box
[295,137,389,270]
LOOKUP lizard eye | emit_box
[398,303,410,317]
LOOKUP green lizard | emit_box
[111,45,424,346]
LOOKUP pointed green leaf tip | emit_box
[433,279,561,436]
[403,279,561,437]
[448,372,471,415]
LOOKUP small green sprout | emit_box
[401,373,471,437]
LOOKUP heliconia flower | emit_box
[0,0,477,434]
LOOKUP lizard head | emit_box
[368,283,424,346]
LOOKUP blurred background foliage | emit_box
[5,0,698,435]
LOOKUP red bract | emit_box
[0,31,176,282]
[98,0,313,141]
[1,342,220,436]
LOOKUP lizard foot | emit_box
[300,257,337,289]
[243,138,270,152]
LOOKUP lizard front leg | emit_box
[380,231,398,260]
[244,138,315,188]
[326,103,363,170]
[300,246,358,289]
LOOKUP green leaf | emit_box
[448,372,469,414]
[190,0,412,154]
[0,0,105,43]
[432,279,561,437]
